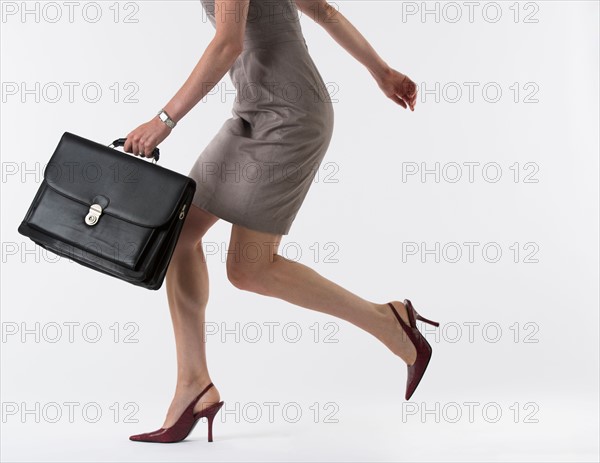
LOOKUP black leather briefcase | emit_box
[17,132,197,290]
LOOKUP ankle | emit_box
[176,376,212,389]
[372,302,391,316]
[373,301,408,323]
[363,302,392,335]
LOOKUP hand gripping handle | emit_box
[108,138,160,163]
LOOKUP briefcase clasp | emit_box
[85,204,103,226]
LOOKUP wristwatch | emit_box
[157,108,177,129]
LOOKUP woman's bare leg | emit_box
[226,225,418,365]
[161,205,222,428]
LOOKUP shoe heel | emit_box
[414,313,439,327]
[205,401,224,443]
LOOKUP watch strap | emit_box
[157,109,177,129]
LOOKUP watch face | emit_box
[158,111,174,127]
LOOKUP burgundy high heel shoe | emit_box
[129,382,224,443]
[388,299,439,400]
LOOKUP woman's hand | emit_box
[123,116,172,159]
[375,68,418,111]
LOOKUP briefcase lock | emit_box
[85,204,103,226]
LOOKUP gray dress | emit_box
[187,0,334,235]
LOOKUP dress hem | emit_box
[190,199,292,236]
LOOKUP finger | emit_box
[123,137,131,153]
[143,141,154,158]
[407,84,417,98]
[128,137,138,156]
[391,94,407,109]
[146,146,156,159]
[402,91,417,111]
[402,84,417,106]
[409,88,418,104]
[407,96,416,111]
[142,141,153,158]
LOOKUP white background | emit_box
[1,0,598,461]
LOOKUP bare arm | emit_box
[125,0,249,157]
[295,0,417,111]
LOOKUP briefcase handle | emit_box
[108,138,160,164]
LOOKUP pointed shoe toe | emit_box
[387,300,439,400]
[128,382,224,443]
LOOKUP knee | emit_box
[226,260,268,293]
[172,232,200,259]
